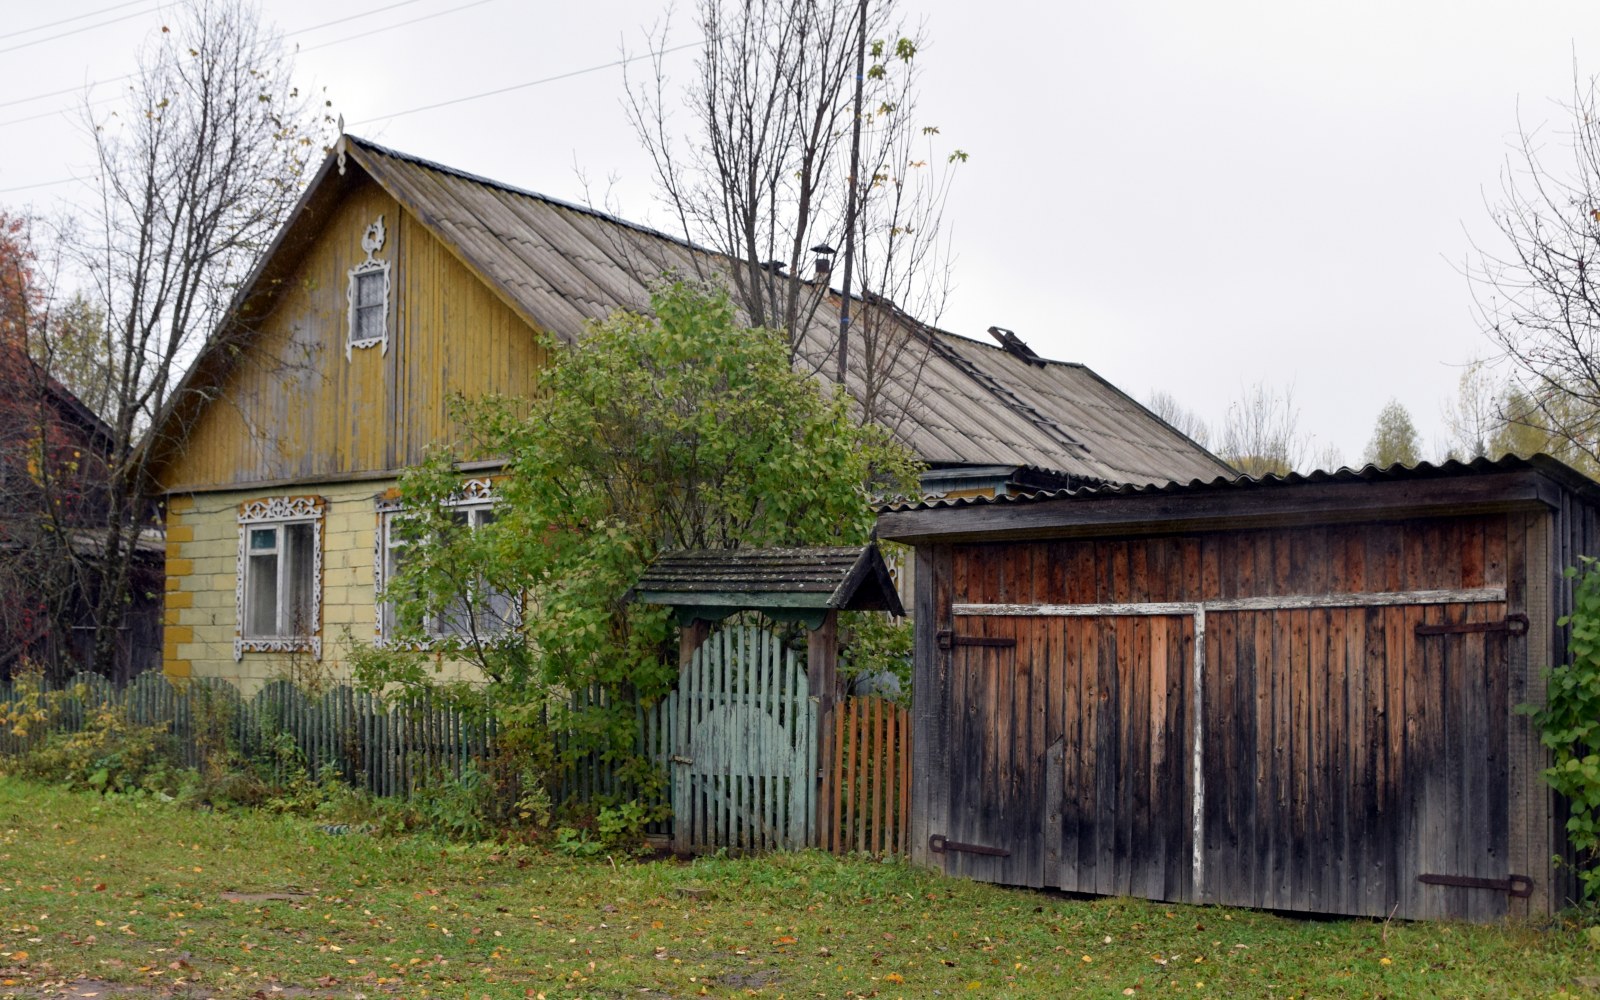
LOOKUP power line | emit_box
[0,4,163,57]
[0,174,91,195]
[0,75,132,112]
[0,0,153,42]
[351,37,702,126]
[286,0,436,38]
[299,0,497,54]
[0,0,482,113]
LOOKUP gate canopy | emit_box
[633,545,903,627]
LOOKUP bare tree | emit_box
[1442,359,1505,461]
[625,0,963,426]
[44,0,332,676]
[1474,72,1600,468]
[1216,382,1307,478]
[1145,388,1213,449]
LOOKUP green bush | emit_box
[1524,555,1600,901]
[9,707,182,795]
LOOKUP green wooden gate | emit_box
[666,625,817,852]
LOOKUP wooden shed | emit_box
[875,456,1600,922]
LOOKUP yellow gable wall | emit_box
[160,174,548,492]
[164,482,484,691]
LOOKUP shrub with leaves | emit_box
[1526,556,1600,901]
[360,281,921,812]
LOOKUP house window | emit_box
[346,215,390,358]
[375,479,516,645]
[236,496,324,660]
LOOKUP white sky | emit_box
[3,0,1598,468]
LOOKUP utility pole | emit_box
[836,0,868,386]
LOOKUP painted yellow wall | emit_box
[158,174,549,493]
[164,481,482,692]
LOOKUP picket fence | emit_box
[0,671,911,854]
[0,672,503,798]
[820,695,912,856]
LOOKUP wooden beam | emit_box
[952,587,1507,618]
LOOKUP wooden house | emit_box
[0,346,162,681]
[876,455,1600,921]
[147,134,1228,690]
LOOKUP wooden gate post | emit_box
[809,610,838,850]
[679,618,711,668]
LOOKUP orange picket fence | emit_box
[820,695,912,856]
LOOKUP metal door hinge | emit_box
[928,834,1010,857]
[1415,613,1528,638]
[936,630,1016,651]
[1417,873,1533,897]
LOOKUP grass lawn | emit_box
[0,778,1594,999]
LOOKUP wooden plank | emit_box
[952,587,1507,617]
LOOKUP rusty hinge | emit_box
[928,834,1011,858]
[1415,613,1528,638]
[1417,873,1533,897]
[670,754,693,766]
[936,630,1017,651]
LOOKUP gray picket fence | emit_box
[0,672,667,816]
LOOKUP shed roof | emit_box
[876,454,1600,542]
[633,545,904,618]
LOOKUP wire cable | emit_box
[0,0,154,42]
[350,37,701,126]
[0,4,163,57]
[299,0,496,54]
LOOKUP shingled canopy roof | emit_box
[155,135,1231,491]
[633,546,904,627]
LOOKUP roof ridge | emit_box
[347,134,716,258]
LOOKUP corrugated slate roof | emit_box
[877,454,1600,512]
[343,136,1231,487]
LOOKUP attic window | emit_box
[347,215,390,358]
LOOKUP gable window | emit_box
[236,496,324,660]
[346,215,390,358]
[375,479,516,645]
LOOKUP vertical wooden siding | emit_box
[160,177,549,492]
[918,514,1542,921]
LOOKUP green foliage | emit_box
[7,706,181,795]
[1364,399,1421,468]
[1524,556,1600,900]
[361,281,921,814]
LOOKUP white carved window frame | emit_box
[346,215,390,359]
[235,495,325,661]
[373,478,517,647]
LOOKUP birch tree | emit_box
[52,0,331,676]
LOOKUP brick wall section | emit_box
[162,480,486,693]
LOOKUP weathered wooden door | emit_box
[1200,602,1511,921]
[935,613,1194,896]
[668,625,818,853]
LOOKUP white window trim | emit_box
[235,495,325,661]
[346,215,390,359]
[374,478,517,646]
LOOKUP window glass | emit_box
[354,271,385,343]
[378,498,514,643]
[246,544,279,636]
[284,522,315,635]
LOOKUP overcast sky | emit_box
[3,0,1598,467]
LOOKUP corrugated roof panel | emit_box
[347,136,1234,487]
